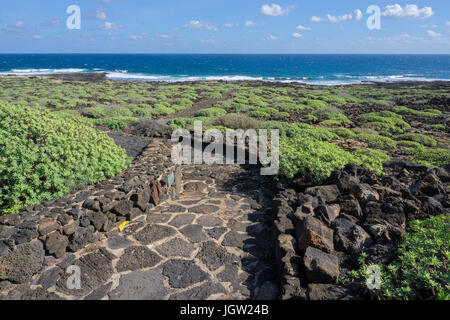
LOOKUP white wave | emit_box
[0,68,86,75]
[105,72,264,82]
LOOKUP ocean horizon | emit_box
[1,53,450,85]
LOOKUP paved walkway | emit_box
[15,162,277,300]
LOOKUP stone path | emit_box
[3,162,277,300]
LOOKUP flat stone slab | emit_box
[221,231,251,248]
[155,237,196,258]
[169,282,227,300]
[109,269,170,300]
[188,204,220,214]
[196,215,224,227]
[196,241,235,271]
[135,224,176,245]
[168,214,196,228]
[107,235,134,250]
[162,259,209,288]
[179,225,209,243]
[116,246,162,272]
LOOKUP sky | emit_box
[0,0,449,54]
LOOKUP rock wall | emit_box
[273,161,449,300]
[0,139,182,284]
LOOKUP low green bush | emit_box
[307,106,351,126]
[393,106,442,118]
[357,111,410,130]
[357,133,397,150]
[329,127,357,139]
[93,116,139,131]
[429,124,447,131]
[152,103,175,116]
[279,135,355,180]
[352,148,390,175]
[212,113,261,130]
[361,121,404,135]
[195,107,227,117]
[397,140,424,149]
[411,148,450,167]
[0,102,129,214]
[396,133,437,147]
[344,215,449,300]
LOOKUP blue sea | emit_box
[0,54,449,85]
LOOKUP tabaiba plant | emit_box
[278,124,387,181]
[356,133,397,150]
[396,133,437,147]
[343,215,449,300]
[393,106,442,118]
[0,102,130,215]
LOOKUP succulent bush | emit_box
[357,133,397,150]
[0,102,129,214]
[396,133,437,147]
[344,215,449,300]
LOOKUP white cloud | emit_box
[382,4,434,20]
[183,20,218,31]
[292,32,303,39]
[245,21,256,27]
[296,25,311,31]
[200,39,217,43]
[154,32,171,39]
[264,34,277,40]
[223,22,239,28]
[129,34,145,41]
[355,9,363,21]
[2,21,27,33]
[96,8,107,20]
[363,32,422,43]
[40,19,61,28]
[310,16,324,23]
[261,3,294,16]
[420,23,437,28]
[326,9,363,23]
[32,35,42,39]
[99,21,123,30]
[446,21,450,27]
[427,30,441,39]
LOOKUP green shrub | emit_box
[429,124,446,131]
[307,106,351,126]
[393,106,442,118]
[306,99,328,109]
[167,117,210,131]
[195,107,227,117]
[357,133,397,150]
[93,116,139,131]
[357,111,410,130]
[0,102,129,214]
[345,215,449,300]
[82,106,133,119]
[362,121,404,135]
[249,109,271,118]
[278,124,386,180]
[411,148,450,167]
[352,148,390,175]
[329,127,357,138]
[396,133,437,147]
[279,135,355,180]
[152,103,175,116]
[397,140,423,149]
[212,113,261,130]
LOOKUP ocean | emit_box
[0,54,449,85]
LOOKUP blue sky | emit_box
[1,0,449,53]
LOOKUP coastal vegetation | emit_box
[0,77,448,212]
